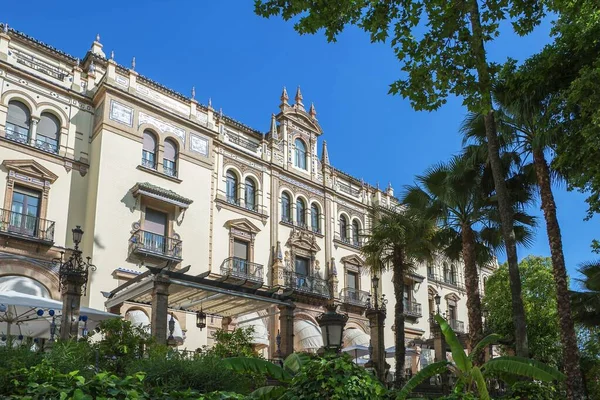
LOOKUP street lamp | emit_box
[434,293,441,315]
[196,308,207,331]
[167,312,177,346]
[72,226,84,249]
[316,303,348,352]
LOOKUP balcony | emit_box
[34,137,59,154]
[403,301,422,318]
[129,230,182,261]
[220,257,264,284]
[338,182,360,197]
[15,50,68,81]
[0,209,55,244]
[427,271,465,290]
[449,319,465,333]
[227,133,260,152]
[340,287,370,307]
[334,232,362,249]
[284,271,330,298]
[5,124,30,145]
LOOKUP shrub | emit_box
[44,340,96,377]
[500,381,565,400]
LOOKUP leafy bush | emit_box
[500,381,565,400]
[281,353,386,400]
[0,345,43,389]
[44,340,96,377]
[206,327,257,359]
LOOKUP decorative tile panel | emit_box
[277,173,323,197]
[115,75,129,87]
[138,112,186,144]
[136,84,189,115]
[196,111,208,125]
[190,134,209,157]
[109,100,133,127]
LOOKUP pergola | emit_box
[104,265,295,355]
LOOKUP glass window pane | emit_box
[295,256,309,275]
[144,208,167,235]
[164,139,177,161]
[37,113,60,140]
[7,101,30,128]
[233,240,248,260]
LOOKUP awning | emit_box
[236,312,269,348]
[343,328,370,347]
[0,290,119,339]
[294,319,323,351]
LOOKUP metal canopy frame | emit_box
[105,266,292,318]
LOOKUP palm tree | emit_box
[570,261,600,327]
[361,206,437,388]
[462,82,586,398]
[403,155,535,365]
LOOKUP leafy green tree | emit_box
[253,0,552,364]
[361,207,437,386]
[208,327,259,359]
[403,155,535,365]
[483,256,562,367]
[578,326,600,399]
[570,261,600,328]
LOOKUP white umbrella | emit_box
[0,290,119,340]
[342,344,371,359]
[353,357,369,366]
[385,346,418,358]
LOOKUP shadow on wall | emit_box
[120,190,137,213]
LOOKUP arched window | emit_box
[450,264,457,284]
[36,112,60,153]
[352,220,360,245]
[163,139,178,177]
[226,170,238,204]
[311,203,320,233]
[6,100,31,144]
[281,192,291,222]
[443,262,450,283]
[142,130,157,169]
[340,215,348,241]
[294,138,307,170]
[296,198,306,227]
[245,178,256,211]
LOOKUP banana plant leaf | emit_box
[395,361,450,400]
[469,334,501,362]
[472,366,490,400]
[483,356,566,382]
[250,385,287,399]
[435,314,472,373]
[223,357,293,382]
[283,352,310,374]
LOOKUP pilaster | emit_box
[60,276,86,340]
[278,304,295,358]
[151,274,170,345]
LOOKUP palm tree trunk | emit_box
[467,0,529,358]
[532,148,585,399]
[393,249,406,388]
[461,224,484,365]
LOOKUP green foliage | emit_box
[206,327,257,359]
[0,344,43,389]
[394,361,449,400]
[579,326,600,399]
[500,380,564,400]
[44,340,96,377]
[483,256,562,366]
[570,261,600,328]
[280,353,386,400]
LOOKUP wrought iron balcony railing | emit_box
[15,50,68,81]
[427,272,465,290]
[338,182,360,197]
[163,163,177,178]
[227,133,260,152]
[449,319,465,333]
[35,137,59,154]
[284,271,331,298]
[334,232,362,248]
[220,257,264,284]
[129,230,182,260]
[0,208,55,243]
[5,124,30,145]
[340,287,370,307]
[403,300,423,318]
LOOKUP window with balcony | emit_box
[233,239,249,273]
[6,100,31,144]
[449,264,457,284]
[36,112,60,154]
[296,198,306,228]
[352,219,360,245]
[281,192,291,223]
[245,178,256,211]
[163,139,178,177]
[142,208,168,254]
[443,262,450,282]
[311,203,320,233]
[226,170,239,205]
[294,138,307,170]
[142,130,157,169]
[9,186,41,238]
[339,215,348,241]
[221,218,263,283]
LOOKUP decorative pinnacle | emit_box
[219,108,223,119]
[2,24,8,34]
[191,86,196,100]
[110,50,114,60]
[96,33,100,42]
[309,102,317,118]
[208,97,212,108]
[280,86,289,105]
[131,56,136,70]
[295,86,304,107]
[270,113,278,139]
[321,140,330,166]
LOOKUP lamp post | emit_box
[167,312,177,347]
[365,274,389,383]
[196,308,207,331]
[317,303,348,353]
[434,293,441,315]
[57,226,96,340]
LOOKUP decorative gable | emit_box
[340,254,365,267]
[286,228,320,252]
[2,159,58,186]
[225,218,261,234]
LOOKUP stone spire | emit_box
[275,241,283,261]
[280,86,289,110]
[387,181,394,197]
[131,56,136,71]
[309,102,317,119]
[90,33,105,58]
[191,86,196,100]
[294,86,304,110]
[321,140,330,166]
[270,113,278,140]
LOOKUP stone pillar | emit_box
[366,308,388,382]
[278,304,295,358]
[151,274,170,345]
[432,320,450,394]
[60,275,86,340]
[29,117,39,146]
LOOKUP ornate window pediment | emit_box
[445,292,460,305]
[285,228,320,253]
[340,254,364,268]
[2,159,58,186]
[225,218,261,236]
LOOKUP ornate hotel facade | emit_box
[0,25,494,373]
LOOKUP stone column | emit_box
[60,275,86,340]
[366,308,388,382]
[431,320,449,394]
[29,117,39,147]
[150,274,170,345]
[278,304,295,358]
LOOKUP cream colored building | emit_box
[0,25,494,374]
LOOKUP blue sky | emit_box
[3,1,596,282]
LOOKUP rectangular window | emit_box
[448,305,457,321]
[404,284,412,310]
[295,256,310,276]
[233,239,249,274]
[346,271,358,290]
[9,186,41,236]
[143,208,168,253]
